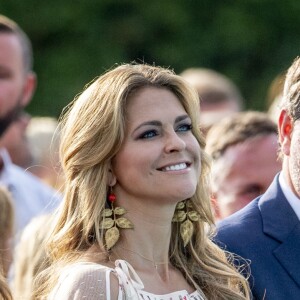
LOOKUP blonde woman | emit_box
[34,63,250,299]
[13,214,53,299]
[26,117,64,191]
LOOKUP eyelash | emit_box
[241,185,262,196]
[139,130,158,139]
[177,123,193,132]
[138,123,193,139]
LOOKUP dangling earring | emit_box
[172,200,200,247]
[101,187,134,250]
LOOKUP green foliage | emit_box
[1,0,300,117]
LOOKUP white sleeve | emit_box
[48,264,123,300]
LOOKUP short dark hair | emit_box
[180,68,244,109]
[206,111,278,160]
[282,56,300,122]
[0,14,33,72]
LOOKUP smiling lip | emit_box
[158,162,191,172]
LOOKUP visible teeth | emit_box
[164,163,187,171]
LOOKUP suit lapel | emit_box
[259,174,300,287]
[273,222,300,287]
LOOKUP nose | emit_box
[164,130,186,153]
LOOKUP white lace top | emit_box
[48,260,204,300]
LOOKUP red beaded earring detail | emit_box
[108,190,116,203]
[101,187,134,249]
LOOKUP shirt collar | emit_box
[279,172,300,221]
[0,148,12,170]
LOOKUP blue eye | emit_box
[177,124,192,132]
[139,130,158,139]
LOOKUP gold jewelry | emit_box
[119,246,169,269]
[172,200,200,246]
[101,188,134,250]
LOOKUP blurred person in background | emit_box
[266,72,285,123]
[205,111,281,221]
[26,116,64,191]
[0,271,12,300]
[180,68,244,135]
[13,213,52,300]
[0,111,33,168]
[0,185,14,278]
[0,15,60,233]
[215,57,300,299]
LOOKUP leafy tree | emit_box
[1,0,299,117]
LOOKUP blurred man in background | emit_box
[26,116,64,191]
[0,15,60,233]
[180,68,244,135]
[206,111,281,220]
[215,57,300,299]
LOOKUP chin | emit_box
[173,184,197,201]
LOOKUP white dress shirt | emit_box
[279,172,300,221]
[0,149,61,234]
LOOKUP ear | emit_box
[107,169,117,187]
[278,109,293,156]
[21,72,37,107]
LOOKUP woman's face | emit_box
[111,87,201,207]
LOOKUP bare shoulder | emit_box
[49,262,115,300]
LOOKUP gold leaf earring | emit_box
[101,187,134,250]
[172,200,200,246]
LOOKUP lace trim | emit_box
[114,260,204,300]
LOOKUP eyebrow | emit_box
[132,114,190,133]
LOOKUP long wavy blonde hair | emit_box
[0,270,12,300]
[0,186,13,300]
[34,63,250,299]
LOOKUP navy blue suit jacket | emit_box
[215,174,300,299]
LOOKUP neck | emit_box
[111,209,173,275]
[112,192,178,275]
[114,229,172,267]
[117,246,169,270]
[112,243,172,282]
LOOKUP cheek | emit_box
[3,81,18,95]
[290,137,300,194]
[112,147,149,182]
[291,136,300,168]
